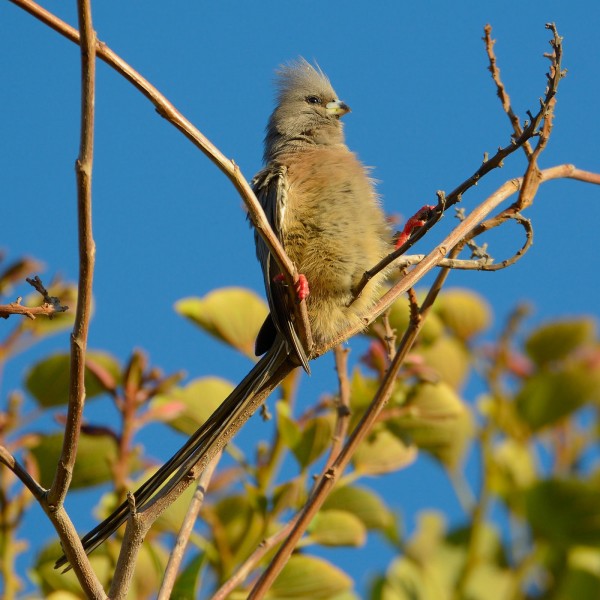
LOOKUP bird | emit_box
[55,58,393,569]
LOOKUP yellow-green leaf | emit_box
[353,428,417,476]
[387,294,445,344]
[389,382,473,469]
[516,365,600,431]
[267,555,353,599]
[175,287,268,358]
[435,288,492,340]
[25,351,121,407]
[418,335,471,390]
[308,509,367,547]
[151,376,235,435]
[322,485,395,532]
[525,318,596,366]
[29,431,128,489]
[292,414,335,469]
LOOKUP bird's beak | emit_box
[326,100,351,117]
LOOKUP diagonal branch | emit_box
[0,446,45,501]
[8,0,312,358]
[249,246,457,599]
[7,0,296,291]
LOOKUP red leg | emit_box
[295,274,309,301]
[394,205,436,249]
[273,273,310,301]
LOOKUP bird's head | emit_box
[264,58,350,162]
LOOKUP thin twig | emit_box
[0,446,45,501]
[353,22,565,298]
[210,519,297,600]
[47,0,96,506]
[9,0,314,361]
[0,276,69,320]
[326,345,352,470]
[36,2,105,596]
[249,249,456,599]
[483,24,533,158]
[158,453,221,600]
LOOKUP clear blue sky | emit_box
[2,0,599,595]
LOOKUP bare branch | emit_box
[0,276,69,320]
[7,0,314,358]
[249,253,455,599]
[8,0,297,290]
[157,453,221,600]
[483,24,533,158]
[47,0,97,507]
[0,446,45,500]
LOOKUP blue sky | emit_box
[2,0,600,595]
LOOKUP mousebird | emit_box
[56,58,392,569]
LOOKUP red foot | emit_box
[272,273,310,302]
[394,205,436,249]
[295,274,309,301]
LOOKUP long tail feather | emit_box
[55,339,290,570]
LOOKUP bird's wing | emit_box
[252,165,310,373]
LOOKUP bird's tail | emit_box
[55,338,290,570]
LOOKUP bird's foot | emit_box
[273,273,310,302]
[394,205,436,248]
[295,274,309,301]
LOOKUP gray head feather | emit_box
[264,59,347,162]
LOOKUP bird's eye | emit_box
[305,95,321,105]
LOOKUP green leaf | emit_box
[175,287,268,358]
[171,552,206,600]
[276,401,302,450]
[554,547,600,599]
[525,318,596,367]
[272,479,305,516]
[525,479,600,546]
[352,428,416,476]
[388,382,473,469]
[322,485,396,532]
[418,335,471,390]
[151,376,235,435]
[349,370,382,412]
[211,493,266,576]
[29,431,126,489]
[515,365,600,431]
[308,510,367,547]
[267,554,353,599]
[33,540,114,596]
[348,370,405,428]
[25,351,121,407]
[489,439,537,500]
[291,414,334,469]
[387,293,445,344]
[435,288,492,340]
